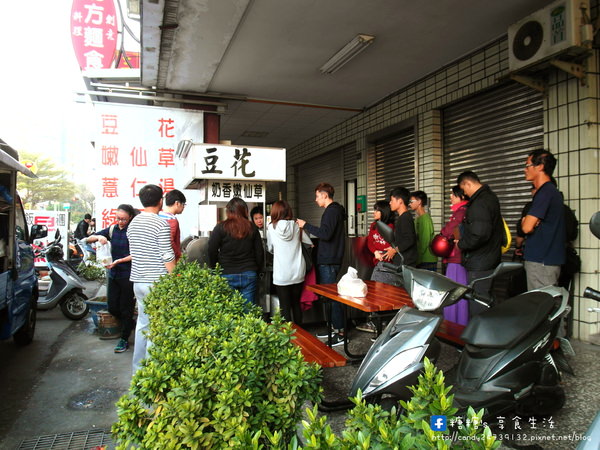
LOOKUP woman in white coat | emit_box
[266,200,313,324]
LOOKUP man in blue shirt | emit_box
[521,149,566,290]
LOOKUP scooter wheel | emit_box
[60,292,90,320]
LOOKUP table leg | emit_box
[341,304,368,361]
[326,297,332,347]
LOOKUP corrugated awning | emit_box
[0,140,36,178]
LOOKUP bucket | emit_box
[97,310,120,339]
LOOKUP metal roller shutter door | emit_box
[368,129,416,208]
[443,83,544,246]
[296,150,344,227]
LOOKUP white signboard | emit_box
[198,204,217,233]
[207,180,266,202]
[186,144,286,182]
[93,103,204,238]
[25,210,69,247]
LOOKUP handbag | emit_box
[300,230,313,274]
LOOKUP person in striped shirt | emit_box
[127,184,176,374]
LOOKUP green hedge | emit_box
[112,262,322,448]
[112,262,499,449]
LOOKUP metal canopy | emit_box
[0,140,36,178]
[141,0,550,149]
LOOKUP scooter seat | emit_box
[461,291,555,348]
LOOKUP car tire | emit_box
[60,292,89,320]
[13,295,37,345]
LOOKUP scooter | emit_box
[36,230,90,320]
[67,233,85,269]
[576,212,600,450]
[349,221,570,421]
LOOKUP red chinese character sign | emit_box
[71,0,118,70]
[93,103,204,236]
[25,211,69,248]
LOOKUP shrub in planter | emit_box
[300,358,500,449]
[112,262,322,448]
[77,261,106,281]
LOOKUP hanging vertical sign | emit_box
[70,0,119,69]
[93,103,204,237]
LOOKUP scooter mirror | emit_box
[376,220,405,266]
[469,262,523,290]
[376,220,395,246]
[590,211,600,240]
[30,224,48,241]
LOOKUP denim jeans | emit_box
[223,271,258,306]
[132,282,154,375]
[318,264,344,330]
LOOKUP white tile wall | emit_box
[288,34,600,342]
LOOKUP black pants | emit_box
[275,282,304,325]
[107,276,136,340]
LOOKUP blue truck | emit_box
[0,140,47,345]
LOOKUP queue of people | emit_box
[79,146,574,372]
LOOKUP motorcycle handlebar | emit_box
[380,262,402,273]
[583,287,600,303]
[464,291,493,308]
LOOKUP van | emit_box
[0,140,47,345]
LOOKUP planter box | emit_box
[85,298,108,327]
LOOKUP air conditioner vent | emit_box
[508,0,590,72]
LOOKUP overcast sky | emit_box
[0,1,94,182]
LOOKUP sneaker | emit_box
[114,339,129,353]
[356,321,377,333]
[316,328,342,339]
[316,329,334,339]
[329,333,345,348]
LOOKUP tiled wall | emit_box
[288,36,513,233]
[545,51,600,340]
[288,36,600,341]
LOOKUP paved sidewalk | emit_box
[2,285,598,449]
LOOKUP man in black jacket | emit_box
[297,183,346,347]
[369,187,417,288]
[74,213,92,240]
[456,171,503,316]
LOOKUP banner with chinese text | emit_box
[93,103,203,238]
[25,211,69,248]
[204,180,266,202]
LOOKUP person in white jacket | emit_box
[267,200,313,324]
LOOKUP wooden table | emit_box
[307,280,413,358]
[307,280,466,358]
[307,280,413,312]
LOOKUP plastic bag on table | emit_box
[337,266,368,297]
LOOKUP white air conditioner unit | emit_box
[508,0,590,72]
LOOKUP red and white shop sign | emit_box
[71,0,118,70]
[93,103,204,237]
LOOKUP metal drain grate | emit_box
[18,429,113,450]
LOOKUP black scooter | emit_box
[350,221,570,420]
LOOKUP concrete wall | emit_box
[288,36,600,341]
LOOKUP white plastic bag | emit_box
[337,266,368,297]
[96,241,113,267]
